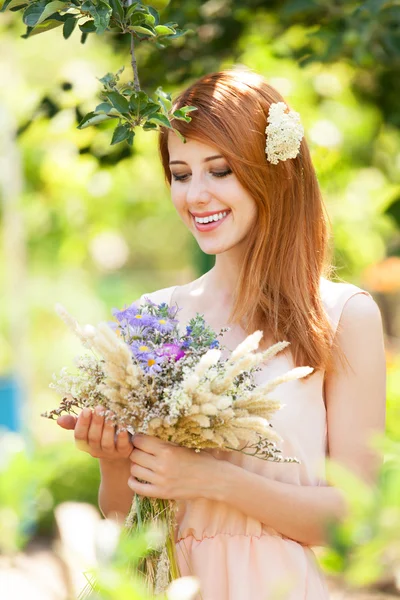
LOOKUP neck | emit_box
[205,249,243,301]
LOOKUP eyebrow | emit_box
[169,155,224,166]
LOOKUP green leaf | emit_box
[105,91,130,113]
[139,102,160,118]
[22,13,66,36]
[172,107,197,122]
[111,123,131,145]
[147,5,159,24]
[172,127,187,143]
[77,111,113,129]
[154,86,172,113]
[129,90,149,113]
[80,31,88,43]
[142,121,158,130]
[81,0,112,35]
[23,1,47,27]
[36,0,65,25]
[63,15,77,38]
[95,102,114,114]
[109,0,123,21]
[79,19,96,32]
[0,0,27,12]
[128,24,155,35]
[143,11,155,26]
[125,1,140,19]
[99,72,118,87]
[147,113,172,128]
[154,23,174,36]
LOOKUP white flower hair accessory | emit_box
[265,102,304,165]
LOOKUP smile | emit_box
[192,211,231,231]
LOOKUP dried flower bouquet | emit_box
[43,298,312,594]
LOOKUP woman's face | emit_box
[167,133,258,256]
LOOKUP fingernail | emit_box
[82,408,91,419]
[96,406,105,417]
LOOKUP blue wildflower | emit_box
[209,339,220,349]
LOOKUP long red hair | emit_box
[158,68,336,372]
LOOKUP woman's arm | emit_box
[98,458,134,523]
[213,293,387,546]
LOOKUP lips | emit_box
[192,211,231,232]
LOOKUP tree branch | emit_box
[130,34,141,92]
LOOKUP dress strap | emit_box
[139,285,178,308]
[320,277,372,339]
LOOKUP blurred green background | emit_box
[1,0,400,596]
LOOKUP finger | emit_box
[87,405,106,452]
[130,463,156,485]
[132,433,158,455]
[129,447,157,470]
[74,408,93,452]
[57,415,78,430]
[116,429,132,453]
[101,415,117,453]
[128,477,157,498]
[74,408,92,442]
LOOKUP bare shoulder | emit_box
[137,273,207,310]
[331,290,386,377]
[338,291,383,337]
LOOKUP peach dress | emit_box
[140,277,371,600]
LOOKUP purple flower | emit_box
[112,304,158,330]
[130,342,165,374]
[130,341,154,360]
[142,354,164,374]
[158,343,185,362]
[209,339,220,349]
[153,317,176,334]
[112,304,139,325]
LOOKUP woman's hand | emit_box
[57,405,133,461]
[128,433,224,501]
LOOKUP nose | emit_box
[185,173,212,209]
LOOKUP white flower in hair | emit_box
[265,102,304,165]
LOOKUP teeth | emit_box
[195,211,228,224]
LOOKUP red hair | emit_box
[158,68,336,372]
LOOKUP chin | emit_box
[197,241,234,255]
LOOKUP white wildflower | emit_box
[194,349,221,379]
[200,403,218,416]
[259,340,290,363]
[230,331,263,361]
[55,304,95,349]
[182,373,200,395]
[265,102,304,165]
[260,366,314,395]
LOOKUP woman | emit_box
[58,68,386,599]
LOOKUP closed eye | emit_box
[172,169,232,182]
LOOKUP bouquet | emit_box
[43,297,313,594]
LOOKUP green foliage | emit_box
[0,0,196,145]
[76,67,196,145]
[320,436,400,588]
[0,435,100,552]
[1,0,187,44]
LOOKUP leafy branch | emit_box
[1,0,197,145]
